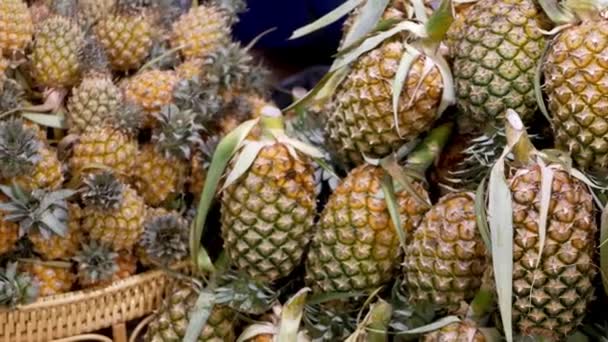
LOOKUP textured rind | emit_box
[78,0,116,26]
[404,192,487,313]
[67,76,122,134]
[70,126,137,177]
[144,285,236,342]
[134,145,186,206]
[171,5,230,60]
[451,0,547,132]
[306,164,430,293]
[422,321,486,342]
[544,20,608,169]
[123,70,179,127]
[31,16,84,88]
[0,0,33,55]
[176,58,204,80]
[21,263,75,297]
[13,146,64,191]
[221,143,316,283]
[188,150,206,200]
[327,41,442,166]
[0,212,19,255]
[96,14,152,71]
[509,165,596,339]
[82,185,145,252]
[29,204,82,260]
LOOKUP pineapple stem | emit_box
[260,106,285,139]
[505,109,535,164]
[422,0,454,50]
[404,122,453,174]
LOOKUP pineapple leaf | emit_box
[393,316,460,335]
[426,53,455,115]
[423,0,454,44]
[393,45,421,138]
[534,43,552,122]
[479,328,503,342]
[353,300,392,342]
[600,204,608,297]
[184,288,216,342]
[191,118,260,271]
[196,248,215,274]
[411,0,428,22]
[277,287,311,342]
[236,323,276,342]
[474,177,492,251]
[21,113,67,129]
[221,140,268,191]
[289,0,365,40]
[381,173,408,255]
[341,0,391,48]
[283,67,349,112]
[306,291,367,306]
[535,159,554,270]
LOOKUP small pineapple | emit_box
[0,119,63,191]
[143,282,236,342]
[95,2,153,71]
[30,12,85,88]
[20,261,75,297]
[0,184,78,260]
[0,262,39,307]
[74,240,137,288]
[133,104,201,206]
[122,69,179,128]
[80,171,145,252]
[0,0,34,57]
[137,208,189,267]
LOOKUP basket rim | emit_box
[0,269,168,312]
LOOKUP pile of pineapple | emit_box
[3,0,608,341]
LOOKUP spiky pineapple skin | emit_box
[12,145,63,191]
[404,192,487,313]
[29,204,82,260]
[327,41,442,165]
[0,0,34,56]
[21,263,75,297]
[509,165,596,339]
[0,211,19,255]
[78,0,116,27]
[123,70,179,127]
[70,126,137,178]
[176,58,204,80]
[422,321,486,342]
[171,5,230,60]
[67,75,122,134]
[144,285,236,342]
[306,164,430,293]
[544,19,608,169]
[31,16,84,88]
[451,0,547,133]
[96,13,152,71]
[133,145,186,206]
[82,185,145,252]
[221,143,316,283]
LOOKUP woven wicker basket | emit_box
[0,269,172,342]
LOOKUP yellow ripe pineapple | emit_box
[28,204,82,260]
[122,69,179,127]
[78,0,116,27]
[30,15,85,88]
[0,0,34,57]
[175,58,204,80]
[0,119,63,191]
[20,262,75,297]
[0,206,19,256]
[95,6,153,71]
[80,171,145,252]
[133,104,201,205]
[74,240,137,288]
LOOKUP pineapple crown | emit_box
[0,80,25,114]
[147,40,181,70]
[195,135,220,168]
[0,184,75,239]
[203,41,260,92]
[152,104,204,160]
[50,0,79,19]
[172,78,223,127]
[108,101,145,135]
[0,119,42,179]
[80,34,111,76]
[139,211,189,266]
[0,262,39,308]
[209,0,247,24]
[80,171,124,210]
[73,241,119,284]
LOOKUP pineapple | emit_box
[0,54,7,86]
[80,171,145,252]
[20,261,75,296]
[137,208,189,267]
[74,240,137,288]
[143,282,236,342]
[133,104,201,206]
[122,69,179,127]
[541,1,608,170]
[422,320,486,342]
[0,184,77,260]
[0,207,19,256]
[175,58,204,80]
[403,192,488,313]
[30,13,85,88]
[0,0,34,57]
[95,2,153,71]
[77,0,116,27]
[188,135,219,200]
[0,119,63,191]
[450,0,548,133]
[0,262,39,307]
[220,107,317,283]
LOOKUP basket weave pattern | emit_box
[0,270,172,342]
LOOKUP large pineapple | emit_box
[0,0,34,57]
[74,241,137,288]
[219,107,318,283]
[541,1,608,170]
[144,283,236,342]
[122,69,179,127]
[450,0,548,133]
[80,171,145,252]
[404,192,488,313]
